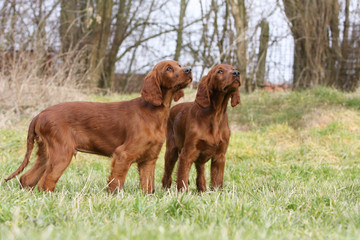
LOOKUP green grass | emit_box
[229,87,360,129]
[1,87,360,239]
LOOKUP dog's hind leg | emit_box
[161,134,179,189]
[20,141,48,189]
[37,143,74,192]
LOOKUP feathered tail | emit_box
[4,116,38,182]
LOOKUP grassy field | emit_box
[1,87,360,239]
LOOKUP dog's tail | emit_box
[4,115,38,182]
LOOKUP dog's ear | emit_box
[141,70,162,106]
[174,90,184,102]
[231,89,241,107]
[195,75,211,108]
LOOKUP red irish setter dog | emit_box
[5,60,192,193]
[161,64,241,192]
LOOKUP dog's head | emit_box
[141,60,193,106]
[195,64,241,109]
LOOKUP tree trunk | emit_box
[102,0,131,89]
[59,0,79,53]
[337,0,360,92]
[282,0,332,90]
[227,0,248,92]
[255,19,269,88]
[337,0,350,91]
[174,0,188,61]
[326,0,340,87]
[91,0,113,88]
[212,0,230,63]
[60,0,113,88]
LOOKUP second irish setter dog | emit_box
[161,64,241,192]
[5,60,192,193]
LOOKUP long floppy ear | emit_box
[173,90,184,102]
[231,76,241,107]
[141,70,162,106]
[195,75,210,108]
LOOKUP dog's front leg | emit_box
[210,153,226,190]
[195,161,207,192]
[107,145,139,193]
[176,146,199,191]
[138,158,157,194]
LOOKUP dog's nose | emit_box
[184,67,192,74]
[232,71,240,77]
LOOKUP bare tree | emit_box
[121,0,157,91]
[227,0,248,91]
[255,19,269,88]
[185,0,214,77]
[174,0,190,61]
[326,0,341,87]
[337,0,360,91]
[186,0,235,79]
[282,0,341,89]
[211,0,231,63]
[282,0,359,91]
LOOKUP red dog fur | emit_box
[161,64,241,192]
[5,60,192,193]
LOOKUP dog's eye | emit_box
[166,67,173,71]
[218,70,223,74]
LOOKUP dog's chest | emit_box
[151,124,166,143]
[195,137,225,157]
[143,118,167,142]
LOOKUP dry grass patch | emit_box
[0,50,92,127]
[302,106,360,133]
